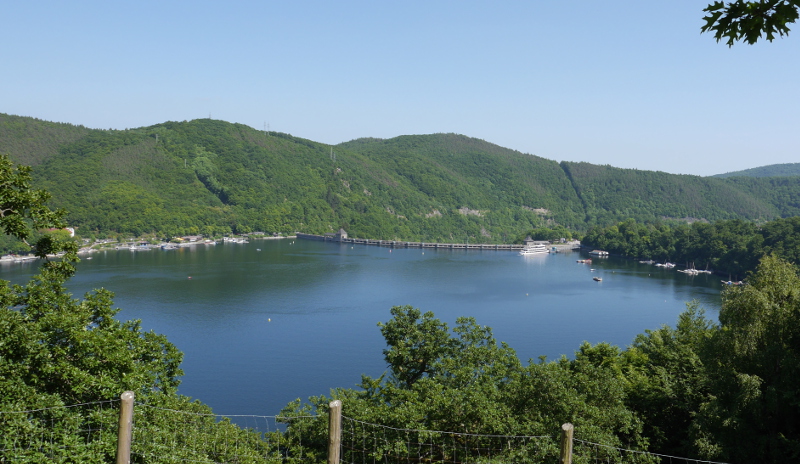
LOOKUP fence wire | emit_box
[340,415,556,464]
[131,402,318,463]
[573,438,731,464]
[0,399,733,464]
[0,399,120,463]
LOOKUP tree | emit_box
[0,154,183,405]
[624,302,714,458]
[693,255,800,462]
[0,155,68,256]
[702,1,800,45]
[0,155,273,461]
[377,305,457,388]
[282,306,650,463]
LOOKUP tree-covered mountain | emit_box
[2,113,800,243]
[713,163,800,178]
[561,162,780,226]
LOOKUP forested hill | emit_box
[560,162,780,224]
[713,163,800,178]
[1,113,799,242]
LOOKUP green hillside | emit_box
[339,134,586,233]
[561,162,779,226]
[0,113,92,166]
[2,113,800,243]
[713,163,800,178]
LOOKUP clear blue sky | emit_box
[2,1,798,176]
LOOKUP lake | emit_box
[0,239,723,416]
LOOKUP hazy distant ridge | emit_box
[713,163,800,178]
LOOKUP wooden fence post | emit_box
[327,400,342,464]
[560,423,574,464]
[116,391,135,464]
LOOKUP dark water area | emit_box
[0,240,723,417]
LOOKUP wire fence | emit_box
[0,399,120,462]
[131,402,316,464]
[340,416,555,463]
[0,396,732,464]
[574,439,732,464]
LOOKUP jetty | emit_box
[297,230,581,252]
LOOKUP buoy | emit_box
[268,318,271,322]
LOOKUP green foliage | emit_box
[0,155,68,254]
[693,255,800,462]
[282,305,651,462]
[623,302,714,457]
[0,155,271,461]
[4,114,800,248]
[561,161,779,227]
[378,306,456,388]
[280,258,800,461]
[0,113,91,167]
[518,225,576,242]
[581,216,800,278]
[702,1,800,46]
[713,162,800,178]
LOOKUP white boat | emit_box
[519,244,550,255]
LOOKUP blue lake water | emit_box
[0,239,723,416]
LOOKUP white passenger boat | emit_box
[519,244,550,255]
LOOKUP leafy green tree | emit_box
[283,305,651,463]
[624,302,714,458]
[702,1,800,45]
[0,155,67,255]
[693,255,800,462]
[0,155,274,461]
[0,155,178,449]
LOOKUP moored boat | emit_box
[519,244,549,256]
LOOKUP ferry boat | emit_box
[519,244,550,255]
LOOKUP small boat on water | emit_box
[589,250,609,256]
[593,276,602,281]
[577,258,593,264]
